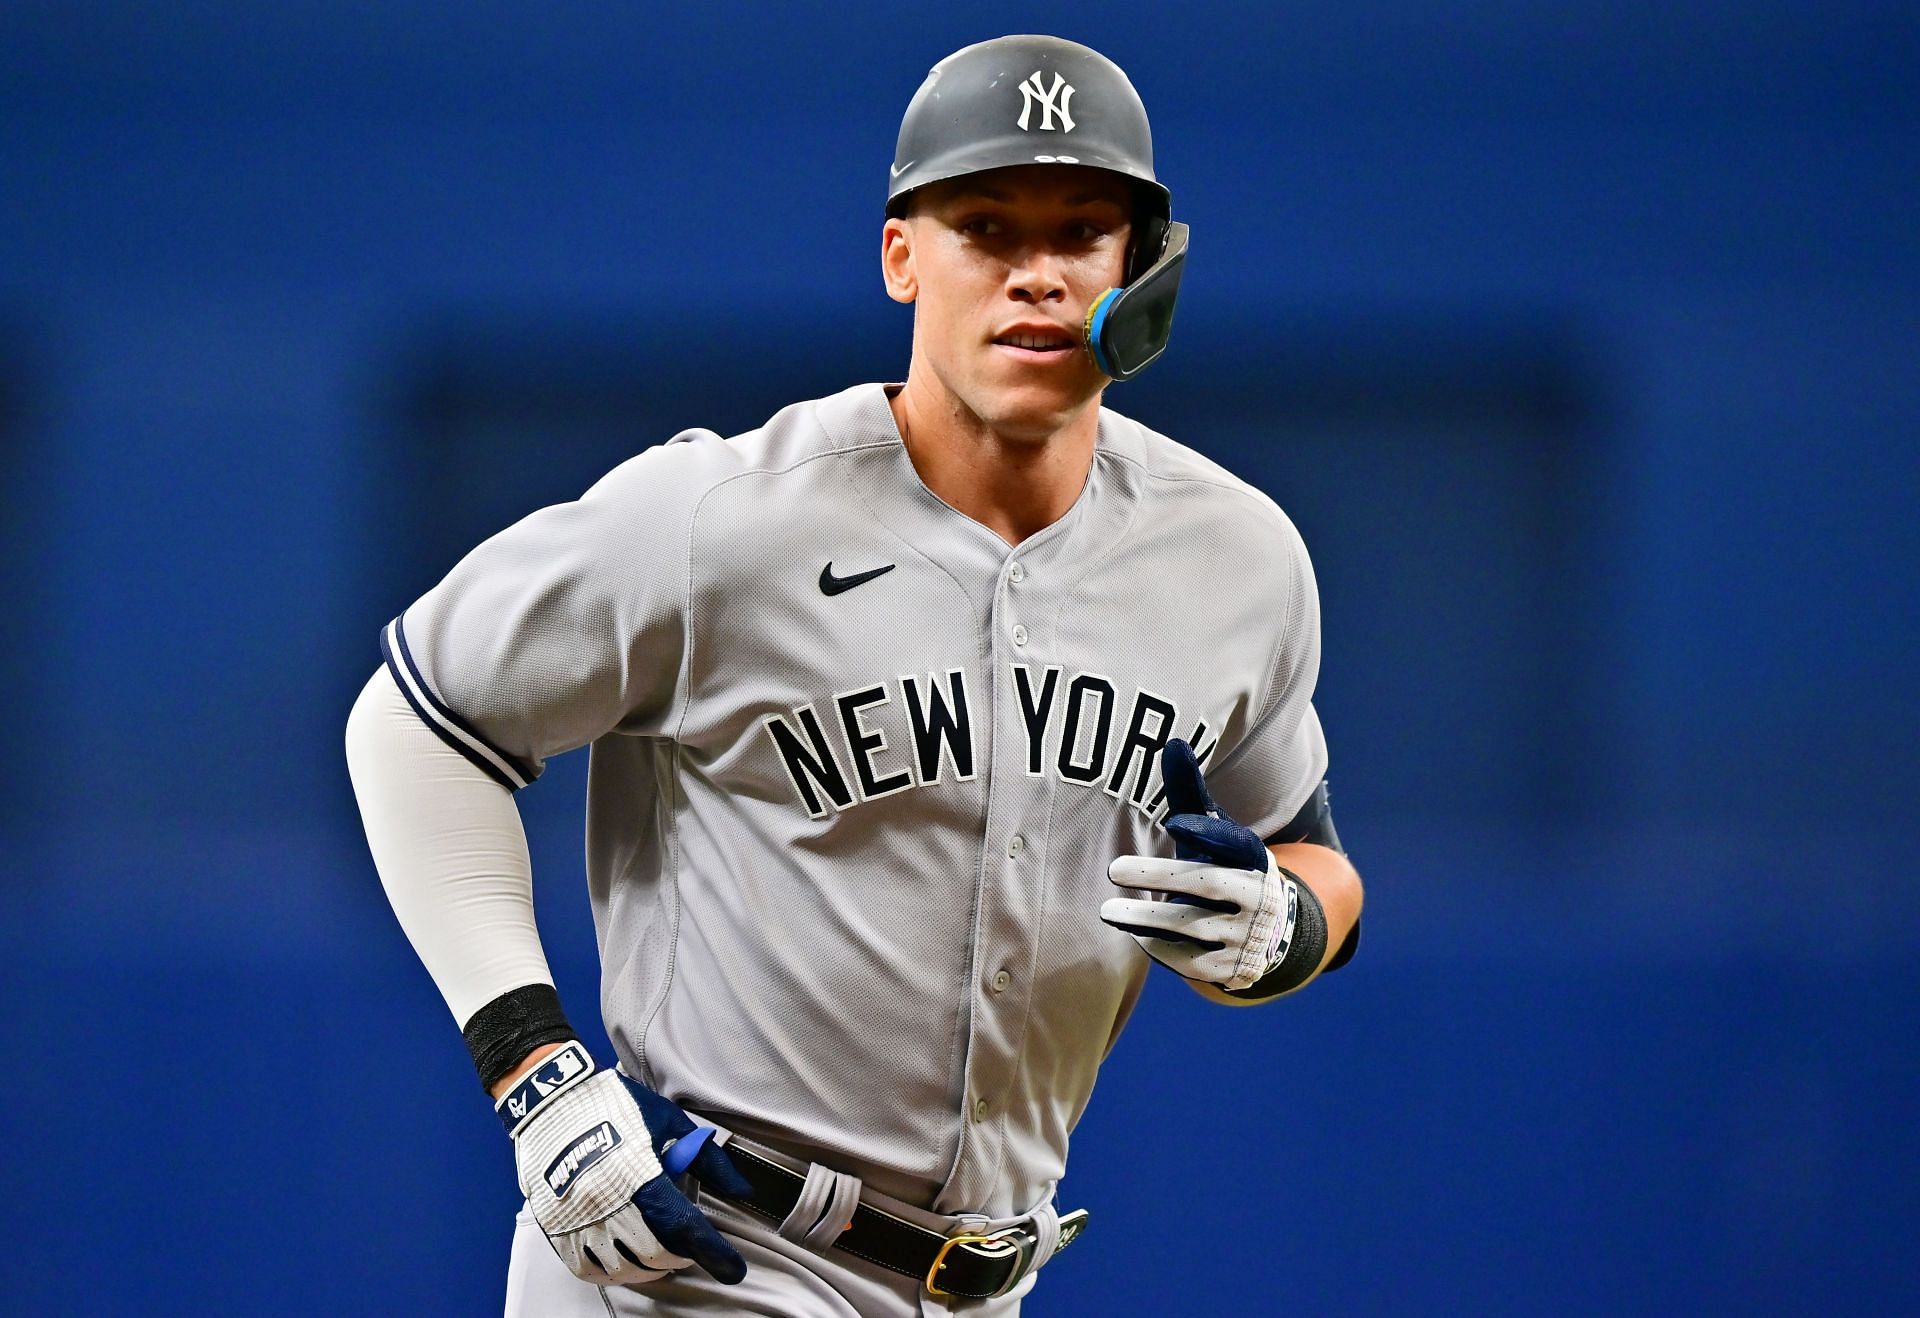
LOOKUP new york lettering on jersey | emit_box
[762,663,1221,821]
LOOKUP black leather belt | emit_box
[712,1143,1089,1300]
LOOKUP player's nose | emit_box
[1006,250,1070,303]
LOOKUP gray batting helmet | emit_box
[887,35,1189,381]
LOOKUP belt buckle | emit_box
[924,1227,1026,1299]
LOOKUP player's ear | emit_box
[881,216,917,304]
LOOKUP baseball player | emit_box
[345,34,1362,1317]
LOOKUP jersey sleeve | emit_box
[1201,511,1329,842]
[379,443,701,790]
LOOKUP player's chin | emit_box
[982,386,1091,439]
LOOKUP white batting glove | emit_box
[1101,740,1303,992]
[497,1042,751,1287]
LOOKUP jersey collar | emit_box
[813,381,1147,604]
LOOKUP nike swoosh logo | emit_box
[890,160,914,179]
[819,562,896,596]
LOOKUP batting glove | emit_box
[497,1041,754,1287]
[1101,740,1305,992]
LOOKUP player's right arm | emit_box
[344,663,556,1047]
[343,438,752,1286]
[344,661,751,1285]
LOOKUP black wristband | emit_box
[462,983,578,1091]
[1222,871,1329,1001]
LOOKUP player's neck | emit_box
[886,378,1099,550]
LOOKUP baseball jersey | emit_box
[380,381,1327,1218]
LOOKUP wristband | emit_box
[463,982,578,1091]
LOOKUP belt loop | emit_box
[777,1161,866,1252]
[1023,1199,1062,1273]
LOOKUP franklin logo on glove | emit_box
[546,1122,623,1199]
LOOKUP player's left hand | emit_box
[1101,740,1303,991]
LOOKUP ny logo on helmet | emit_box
[1017,71,1076,133]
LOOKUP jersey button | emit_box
[1007,834,1025,858]
[991,969,1012,993]
[973,1098,990,1122]
[1008,561,1026,583]
[1011,623,1029,646]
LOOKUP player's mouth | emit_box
[991,323,1082,364]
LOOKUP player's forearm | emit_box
[1268,841,1362,975]
[344,665,559,1027]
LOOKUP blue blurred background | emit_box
[4,2,1916,1313]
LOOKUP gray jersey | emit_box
[381,381,1326,1217]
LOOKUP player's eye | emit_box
[960,217,1002,236]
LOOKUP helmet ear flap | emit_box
[1088,219,1187,381]
[1125,209,1172,288]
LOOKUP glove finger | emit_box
[1158,739,1217,825]
[1107,854,1208,893]
[635,1177,748,1285]
[608,1233,687,1279]
[1100,897,1228,949]
[691,1140,756,1202]
[1108,855,1245,910]
[1108,920,1238,985]
[569,1213,684,1285]
[1164,812,1268,871]
[1103,913,1210,948]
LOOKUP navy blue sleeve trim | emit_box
[379,614,540,791]
[1325,918,1360,973]
[1262,779,1344,855]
